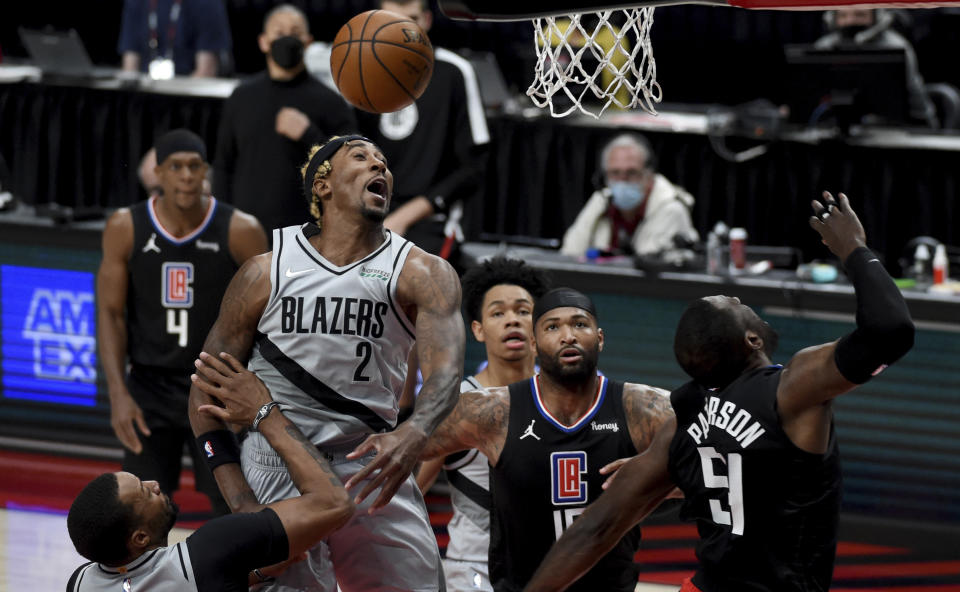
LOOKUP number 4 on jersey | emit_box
[166,309,188,347]
[698,446,745,535]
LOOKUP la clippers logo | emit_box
[161,262,194,308]
[551,451,587,505]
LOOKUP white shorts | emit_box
[442,558,492,592]
[243,432,444,592]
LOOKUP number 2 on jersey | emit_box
[697,446,744,535]
[354,342,372,382]
[166,309,188,347]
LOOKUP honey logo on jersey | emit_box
[162,262,194,308]
[551,451,587,505]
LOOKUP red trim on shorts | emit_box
[680,577,703,592]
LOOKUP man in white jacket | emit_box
[561,134,699,257]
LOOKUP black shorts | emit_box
[123,365,228,515]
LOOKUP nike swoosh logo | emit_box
[285,267,317,278]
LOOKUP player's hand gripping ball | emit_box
[330,9,434,113]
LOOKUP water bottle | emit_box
[933,244,949,285]
[706,232,721,275]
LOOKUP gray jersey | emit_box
[444,375,493,563]
[249,224,416,446]
[67,544,197,592]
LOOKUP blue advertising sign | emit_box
[1,265,97,405]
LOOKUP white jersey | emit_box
[67,544,197,592]
[444,375,492,563]
[249,224,416,446]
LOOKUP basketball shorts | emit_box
[242,431,445,592]
[442,558,492,592]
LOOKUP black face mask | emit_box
[270,36,304,69]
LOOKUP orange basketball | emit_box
[330,10,434,113]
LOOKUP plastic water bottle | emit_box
[933,244,949,284]
[706,232,721,275]
[913,244,931,284]
[729,227,748,273]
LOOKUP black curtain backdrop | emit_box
[4,2,959,99]
[2,81,958,272]
[0,83,223,209]
[477,115,959,270]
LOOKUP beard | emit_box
[151,496,180,547]
[361,205,387,223]
[538,343,600,384]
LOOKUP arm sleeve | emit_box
[834,247,915,383]
[187,508,289,590]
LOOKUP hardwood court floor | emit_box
[2,449,958,592]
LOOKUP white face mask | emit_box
[609,181,646,211]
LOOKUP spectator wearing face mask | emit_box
[561,133,698,258]
[814,8,937,128]
[214,3,357,237]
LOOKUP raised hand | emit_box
[809,191,867,261]
[191,351,272,427]
[344,421,429,512]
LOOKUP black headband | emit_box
[302,135,371,202]
[155,129,207,165]
[533,288,598,324]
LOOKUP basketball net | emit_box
[527,8,660,119]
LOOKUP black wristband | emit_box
[196,429,241,471]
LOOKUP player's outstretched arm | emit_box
[193,352,355,557]
[188,253,271,512]
[420,387,511,464]
[346,250,465,510]
[777,193,914,431]
[524,417,678,592]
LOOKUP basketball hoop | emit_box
[527,8,660,118]
[439,0,960,119]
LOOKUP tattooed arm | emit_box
[599,384,677,490]
[188,253,271,512]
[346,248,465,510]
[623,384,674,453]
[193,352,354,557]
[420,387,511,466]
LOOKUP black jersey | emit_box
[489,376,641,592]
[126,196,237,372]
[667,366,842,592]
[67,508,288,592]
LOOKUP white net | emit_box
[526,8,661,119]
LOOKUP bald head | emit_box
[263,4,310,34]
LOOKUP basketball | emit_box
[330,10,434,113]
